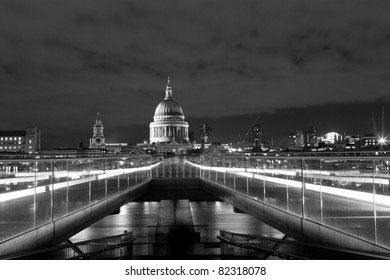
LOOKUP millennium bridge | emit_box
[1,154,390,259]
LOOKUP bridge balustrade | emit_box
[0,155,157,244]
[190,155,390,251]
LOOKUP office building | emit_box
[0,128,40,154]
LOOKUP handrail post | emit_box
[301,158,305,219]
[51,160,55,222]
[67,161,70,214]
[33,161,37,227]
[373,159,377,245]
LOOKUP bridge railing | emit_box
[189,155,390,251]
[0,155,158,244]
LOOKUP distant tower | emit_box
[200,124,212,143]
[288,132,297,150]
[90,112,106,148]
[248,123,262,147]
[305,127,318,147]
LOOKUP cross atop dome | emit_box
[165,76,173,100]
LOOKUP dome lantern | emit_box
[165,76,173,100]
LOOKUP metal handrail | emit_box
[217,235,306,260]
[198,154,390,161]
[1,232,135,260]
[0,154,154,162]
[218,229,390,260]
[68,237,136,260]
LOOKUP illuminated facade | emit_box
[359,134,380,148]
[0,128,40,154]
[149,78,189,144]
[322,132,341,145]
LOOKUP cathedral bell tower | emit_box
[89,112,106,149]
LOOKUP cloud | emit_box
[0,0,389,146]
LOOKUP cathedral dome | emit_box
[154,99,184,117]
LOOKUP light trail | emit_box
[187,162,389,185]
[187,161,390,207]
[0,162,161,203]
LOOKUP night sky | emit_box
[1,0,389,148]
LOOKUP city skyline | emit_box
[1,0,389,148]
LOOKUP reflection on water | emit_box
[70,201,284,243]
[191,201,285,241]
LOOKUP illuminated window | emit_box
[5,137,8,140]
[29,139,32,144]
[18,137,21,140]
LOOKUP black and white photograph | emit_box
[0,0,389,278]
